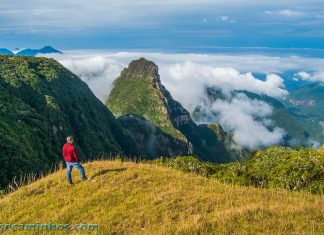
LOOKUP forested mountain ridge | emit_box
[0,55,140,189]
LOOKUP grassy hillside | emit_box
[0,55,140,189]
[0,160,323,234]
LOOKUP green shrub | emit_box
[152,156,216,177]
[212,146,324,194]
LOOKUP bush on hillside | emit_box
[213,147,324,194]
[151,147,324,194]
[152,156,216,177]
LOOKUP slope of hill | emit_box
[106,58,242,163]
[0,55,140,189]
[0,160,322,234]
[16,46,62,56]
[0,48,14,55]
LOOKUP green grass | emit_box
[0,159,323,234]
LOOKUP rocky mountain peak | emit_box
[107,58,242,163]
[121,57,160,81]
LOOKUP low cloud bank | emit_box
[296,71,324,83]
[45,51,324,149]
[161,61,287,111]
[196,93,286,149]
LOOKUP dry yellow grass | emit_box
[0,160,323,234]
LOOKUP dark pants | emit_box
[66,161,87,184]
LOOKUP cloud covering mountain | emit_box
[46,51,324,149]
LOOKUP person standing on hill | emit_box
[62,136,87,185]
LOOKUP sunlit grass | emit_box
[0,159,323,234]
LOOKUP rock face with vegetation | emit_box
[107,58,242,163]
[0,55,141,189]
[118,115,191,158]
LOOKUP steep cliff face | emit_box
[119,115,192,158]
[107,58,240,163]
[0,55,141,189]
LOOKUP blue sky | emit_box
[1,0,324,50]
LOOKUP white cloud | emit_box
[209,93,286,149]
[297,71,311,79]
[161,62,287,111]
[278,10,304,17]
[308,71,324,82]
[220,16,229,21]
[264,9,304,17]
[216,15,236,23]
[296,70,324,82]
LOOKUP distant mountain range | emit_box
[0,46,62,56]
[0,48,15,55]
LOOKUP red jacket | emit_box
[62,143,80,162]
